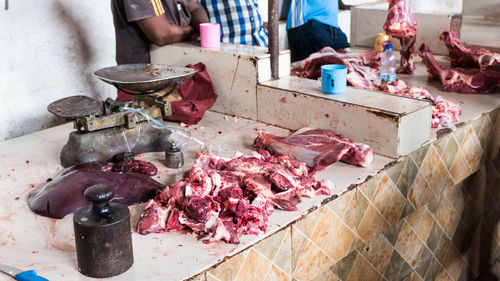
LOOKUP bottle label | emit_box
[381,73,396,84]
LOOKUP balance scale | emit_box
[47,64,197,167]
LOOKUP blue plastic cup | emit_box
[321,64,348,95]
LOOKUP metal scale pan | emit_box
[94,64,198,95]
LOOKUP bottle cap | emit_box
[385,44,393,51]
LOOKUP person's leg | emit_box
[331,26,350,50]
[287,19,331,62]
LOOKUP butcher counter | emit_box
[1,57,500,281]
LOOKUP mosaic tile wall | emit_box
[191,108,500,281]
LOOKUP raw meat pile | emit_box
[28,160,161,219]
[440,31,500,71]
[136,150,335,244]
[418,32,500,94]
[383,0,418,74]
[292,47,461,128]
[253,129,373,173]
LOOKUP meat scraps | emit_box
[28,161,162,219]
[136,150,335,244]
[418,43,500,94]
[383,0,418,74]
[440,31,500,71]
[292,47,462,128]
[253,129,373,173]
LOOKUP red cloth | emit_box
[116,63,217,124]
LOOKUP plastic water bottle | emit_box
[380,43,396,84]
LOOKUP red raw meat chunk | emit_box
[383,0,418,74]
[419,43,500,94]
[440,31,500,71]
[136,150,336,244]
[253,129,374,173]
[291,47,462,128]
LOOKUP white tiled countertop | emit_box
[0,111,392,281]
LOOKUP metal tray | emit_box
[94,64,197,95]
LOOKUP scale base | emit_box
[60,121,172,167]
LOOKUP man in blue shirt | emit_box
[200,0,269,47]
[287,0,351,62]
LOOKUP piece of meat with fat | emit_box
[291,47,462,128]
[383,0,418,74]
[418,43,500,94]
[440,31,500,71]
[253,129,374,173]
[136,150,335,244]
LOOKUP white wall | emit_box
[463,0,500,18]
[0,0,116,140]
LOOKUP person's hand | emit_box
[339,0,353,10]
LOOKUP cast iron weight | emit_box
[165,146,184,168]
[73,184,134,278]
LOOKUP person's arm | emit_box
[339,0,353,10]
[137,15,193,46]
[187,1,209,33]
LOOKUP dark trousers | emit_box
[287,19,350,62]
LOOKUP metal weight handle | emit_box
[84,184,115,217]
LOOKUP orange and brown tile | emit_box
[385,158,407,187]
[477,117,494,152]
[410,145,430,169]
[357,202,390,243]
[410,271,424,281]
[419,145,440,182]
[449,149,472,184]
[434,269,453,281]
[397,157,419,198]
[441,136,459,170]
[331,249,358,281]
[314,207,355,262]
[383,250,405,281]
[427,158,449,196]
[208,249,248,281]
[441,244,465,281]
[206,272,221,281]
[359,172,383,200]
[408,173,436,209]
[326,188,355,221]
[424,257,442,281]
[414,246,432,279]
[436,197,461,240]
[358,234,393,275]
[460,127,483,172]
[471,116,485,137]
[426,222,445,252]
[443,184,466,215]
[235,248,273,281]
[291,226,310,272]
[454,125,469,147]
[405,207,434,243]
[294,207,322,239]
[395,221,426,268]
[346,253,383,281]
[370,173,406,226]
[273,228,292,275]
[264,264,290,281]
[254,228,289,262]
[434,135,451,157]
[383,219,406,247]
[312,269,341,281]
[354,189,370,232]
[292,241,333,281]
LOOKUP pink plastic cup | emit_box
[200,23,221,48]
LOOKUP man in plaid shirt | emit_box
[200,0,268,47]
